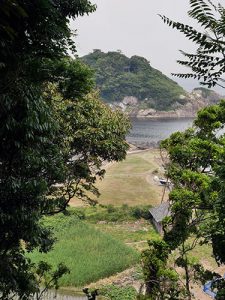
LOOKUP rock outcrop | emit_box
[112,88,224,118]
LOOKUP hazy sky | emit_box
[70,0,225,93]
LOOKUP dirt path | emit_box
[125,240,147,245]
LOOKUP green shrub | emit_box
[101,285,137,300]
[107,204,117,213]
[130,207,151,220]
[80,205,152,223]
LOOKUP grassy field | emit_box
[28,148,218,300]
[70,149,166,207]
[29,213,139,287]
[28,149,164,289]
[94,221,157,244]
[73,204,160,251]
[94,220,159,252]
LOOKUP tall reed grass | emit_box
[29,214,139,287]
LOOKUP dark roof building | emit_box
[149,202,171,234]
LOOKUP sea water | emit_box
[127,117,194,147]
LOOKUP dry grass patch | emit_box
[70,149,166,207]
[95,150,166,206]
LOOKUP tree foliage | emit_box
[44,83,130,211]
[0,0,96,61]
[142,101,225,299]
[81,50,186,110]
[142,240,184,300]
[140,2,225,298]
[160,0,225,89]
[0,1,131,298]
[156,101,225,299]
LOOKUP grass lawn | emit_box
[29,213,139,287]
[94,220,160,252]
[68,205,160,252]
[70,149,166,207]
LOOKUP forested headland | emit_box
[81,50,186,110]
[81,50,222,116]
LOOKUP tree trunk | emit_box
[184,258,191,300]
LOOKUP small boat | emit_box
[159,178,167,185]
[159,178,171,185]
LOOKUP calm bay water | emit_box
[127,117,194,147]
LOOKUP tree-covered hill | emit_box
[81,50,186,110]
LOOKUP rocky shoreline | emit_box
[128,141,160,150]
[111,88,223,119]
[135,109,197,119]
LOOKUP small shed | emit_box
[149,202,171,234]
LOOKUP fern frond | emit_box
[160,0,225,89]
[160,15,210,46]
[188,0,217,29]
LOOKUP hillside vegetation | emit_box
[81,50,186,110]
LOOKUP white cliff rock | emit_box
[122,96,138,106]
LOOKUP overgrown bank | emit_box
[29,211,140,287]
